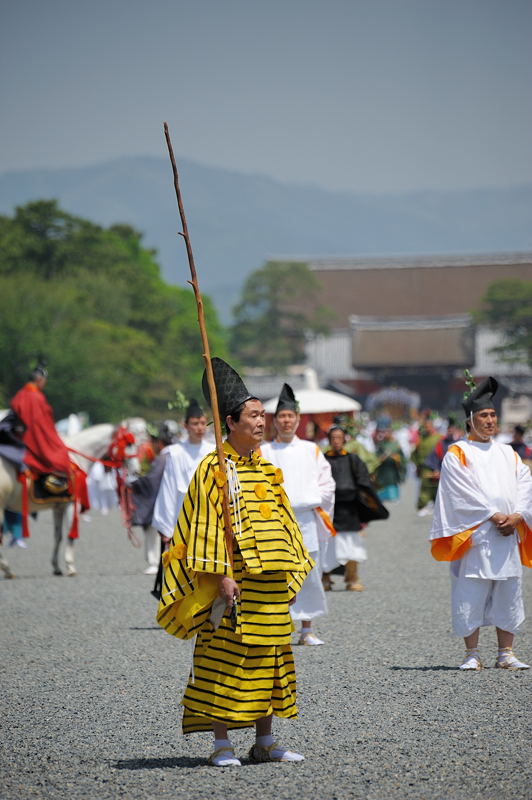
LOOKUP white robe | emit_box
[261,437,335,621]
[261,438,335,551]
[152,438,213,538]
[322,530,367,572]
[87,460,118,514]
[430,439,532,634]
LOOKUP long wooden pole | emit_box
[163,122,233,567]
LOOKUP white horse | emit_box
[0,424,115,578]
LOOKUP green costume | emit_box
[345,439,380,474]
[411,432,442,510]
[374,438,406,502]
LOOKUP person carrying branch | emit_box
[156,358,313,767]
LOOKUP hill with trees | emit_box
[1,157,532,320]
[0,200,227,422]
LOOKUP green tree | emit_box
[0,201,228,421]
[0,200,102,280]
[475,279,532,367]
[230,261,331,368]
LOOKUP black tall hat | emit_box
[462,376,498,416]
[31,358,48,379]
[275,383,298,415]
[202,357,255,420]
[185,398,204,421]
[157,423,174,446]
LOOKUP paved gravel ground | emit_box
[1,479,530,800]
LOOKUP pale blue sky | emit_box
[1,0,531,193]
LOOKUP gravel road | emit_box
[1,479,530,800]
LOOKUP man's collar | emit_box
[274,434,299,445]
[223,439,260,463]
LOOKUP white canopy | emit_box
[263,388,361,414]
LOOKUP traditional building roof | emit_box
[306,252,532,271]
[350,314,474,369]
[290,251,532,326]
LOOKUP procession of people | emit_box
[2,359,531,773]
[151,362,529,767]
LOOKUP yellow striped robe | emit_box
[157,441,313,733]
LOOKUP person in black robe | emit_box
[323,426,388,591]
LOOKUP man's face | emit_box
[472,408,497,439]
[275,409,299,440]
[227,399,265,449]
[420,421,434,438]
[185,415,207,444]
[448,424,461,440]
[153,438,167,455]
[329,429,346,453]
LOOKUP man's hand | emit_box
[491,512,522,536]
[218,575,240,613]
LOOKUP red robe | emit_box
[11,383,71,475]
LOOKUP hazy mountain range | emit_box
[1,156,531,320]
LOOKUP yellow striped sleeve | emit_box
[186,456,232,576]
[156,454,229,640]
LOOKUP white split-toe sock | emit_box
[459,649,482,670]
[209,738,241,766]
[495,648,530,670]
[297,631,324,646]
[249,734,304,762]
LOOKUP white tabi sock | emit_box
[210,738,241,767]
[256,734,274,748]
[459,648,482,670]
[496,648,530,670]
[255,734,304,762]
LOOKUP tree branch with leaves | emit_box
[474,279,532,368]
[230,260,331,368]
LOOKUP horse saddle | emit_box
[31,473,72,503]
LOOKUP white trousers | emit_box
[322,531,367,573]
[290,549,327,622]
[144,526,161,568]
[451,574,525,637]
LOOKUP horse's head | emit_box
[63,424,115,471]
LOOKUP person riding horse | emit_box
[4,365,89,532]
[9,365,72,489]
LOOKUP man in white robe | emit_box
[87,460,118,515]
[261,384,335,645]
[153,400,211,542]
[430,377,532,670]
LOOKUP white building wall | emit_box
[305,330,355,382]
[305,324,532,389]
[474,327,531,376]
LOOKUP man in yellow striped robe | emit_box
[157,369,313,767]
